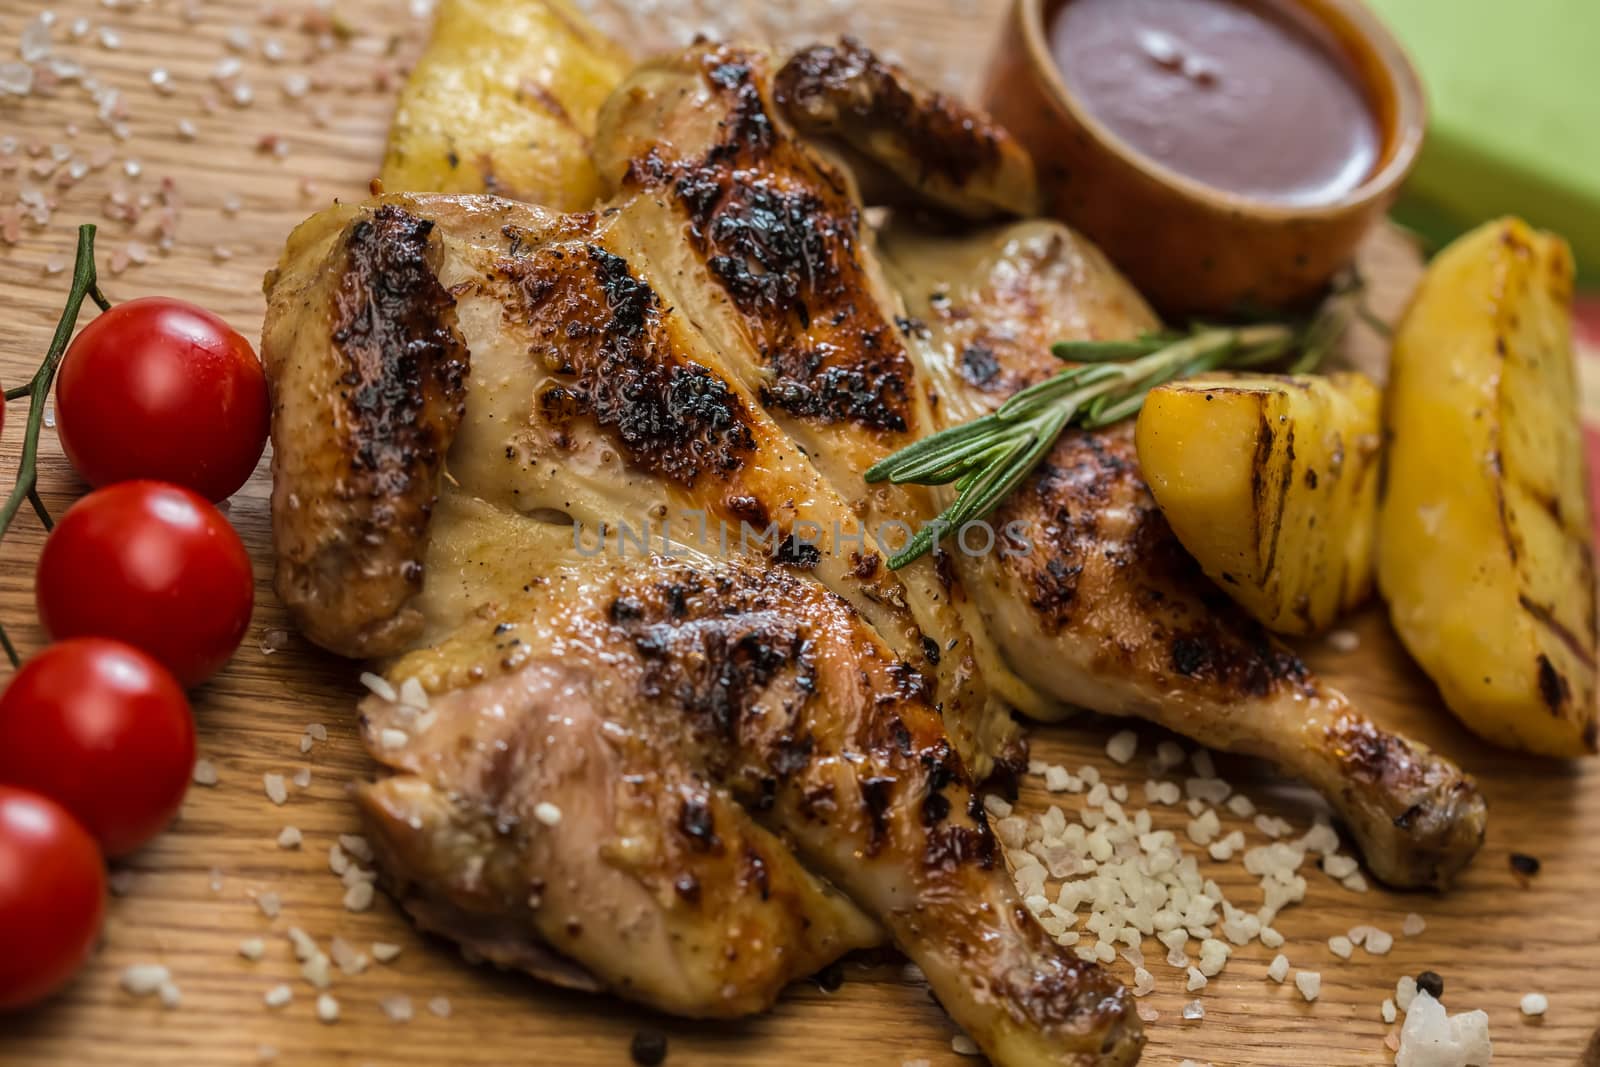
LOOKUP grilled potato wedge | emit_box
[1136,371,1382,635]
[380,0,629,210]
[1379,218,1597,756]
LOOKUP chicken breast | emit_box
[358,505,1141,1061]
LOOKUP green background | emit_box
[1367,0,1599,279]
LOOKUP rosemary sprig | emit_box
[866,303,1351,569]
[0,223,111,667]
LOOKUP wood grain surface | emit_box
[1,1,1597,1064]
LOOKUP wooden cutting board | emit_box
[0,1,1596,1064]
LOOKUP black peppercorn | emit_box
[630,1029,668,1066]
[1416,970,1444,999]
[816,962,845,993]
[1509,852,1541,877]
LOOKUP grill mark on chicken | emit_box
[334,206,470,485]
[1003,429,1316,704]
[622,49,916,436]
[773,38,1039,222]
[501,241,758,487]
[264,203,470,658]
[775,38,1002,187]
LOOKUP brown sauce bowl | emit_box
[983,0,1425,318]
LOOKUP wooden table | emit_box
[1,1,1596,1063]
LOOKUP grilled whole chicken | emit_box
[263,34,1484,1065]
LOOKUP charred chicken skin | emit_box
[263,37,1483,1066]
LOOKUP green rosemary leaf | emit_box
[1050,336,1172,362]
[879,302,1349,568]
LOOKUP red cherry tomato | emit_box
[36,481,254,686]
[0,784,106,1011]
[0,639,194,858]
[55,296,269,502]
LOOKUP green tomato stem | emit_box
[0,223,110,668]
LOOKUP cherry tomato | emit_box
[55,296,269,502]
[36,481,254,686]
[0,784,106,1011]
[0,639,195,858]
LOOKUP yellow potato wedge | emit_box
[380,0,630,210]
[1379,217,1597,757]
[1136,371,1382,635]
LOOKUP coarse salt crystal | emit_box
[1132,967,1154,996]
[1181,1000,1204,1020]
[292,768,311,789]
[1225,794,1255,818]
[399,677,429,709]
[193,759,219,786]
[381,995,414,1022]
[1186,967,1207,991]
[360,672,397,702]
[121,964,170,995]
[330,938,368,975]
[1295,971,1321,1001]
[379,728,408,750]
[1260,926,1284,949]
[343,881,375,912]
[1342,872,1369,893]
[1396,975,1418,1012]
[158,980,181,1008]
[1155,740,1185,770]
[1044,765,1078,792]
[302,953,332,989]
[317,993,340,1023]
[277,826,302,849]
[264,774,288,805]
[1302,823,1340,854]
[1382,998,1397,1023]
[339,835,372,862]
[1520,992,1548,1016]
[287,927,317,962]
[240,938,266,961]
[1329,936,1354,959]
[264,984,293,1008]
[1403,913,1427,937]
[1105,730,1138,764]
[1267,954,1289,983]
[1395,991,1492,1067]
[1191,749,1216,778]
[428,996,452,1017]
[256,892,281,918]
[950,1035,979,1056]
[1322,854,1359,879]
[1326,629,1360,653]
[534,802,563,827]
[1365,929,1394,955]
[372,942,402,963]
